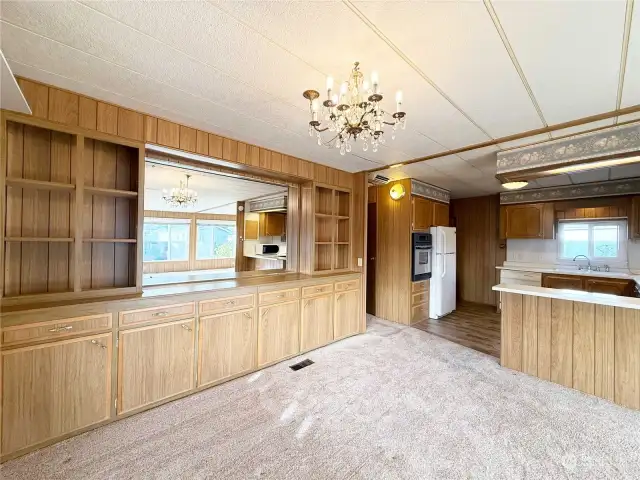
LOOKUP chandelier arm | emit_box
[312,124,330,133]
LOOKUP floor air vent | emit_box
[290,359,314,371]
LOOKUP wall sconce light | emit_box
[389,183,406,200]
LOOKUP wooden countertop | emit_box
[493,283,640,310]
[1,271,361,315]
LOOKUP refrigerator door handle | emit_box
[441,252,446,278]
[441,229,446,255]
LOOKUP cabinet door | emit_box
[433,202,449,227]
[257,300,300,367]
[504,204,544,238]
[541,274,583,291]
[260,212,285,237]
[584,278,633,296]
[334,289,361,340]
[198,309,257,387]
[2,333,112,455]
[412,197,432,231]
[300,293,334,351]
[118,319,195,414]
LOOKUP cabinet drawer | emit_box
[500,270,542,282]
[259,288,300,305]
[2,314,112,347]
[199,294,255,316]
[412,291,429,306]
[411,303,429,324]
[119,302,195,327]
[335,278,360,292]
[302,283,334,298]
[412,281,429,293]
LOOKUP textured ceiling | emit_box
[0,0,638,198]
[144,163,286,213]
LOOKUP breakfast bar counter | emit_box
[493,283,640,411]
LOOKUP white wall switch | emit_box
[357,257,363,267]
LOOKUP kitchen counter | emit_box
[243,253,286,261]
[496,264,640,282]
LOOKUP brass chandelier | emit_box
[162,174,198,208]
[303,62,406,155]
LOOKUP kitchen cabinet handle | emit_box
[49,325,73,332]
[304,300,310,308]
[181,324,192,332]
[276,294,285,298]
[152,311,169,317]
[91,339,107,349]
[262,308,270,317]
[336,294,343,300]
[225,300,237,306]
[315,288,323,292]
[243,312,252,319]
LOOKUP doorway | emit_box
[366,201,377,314]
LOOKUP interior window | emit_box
[557,220,627,263]
[143,219,190,262]
[196,220,237,260]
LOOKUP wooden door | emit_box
[1,333,112,455]
[257,300,300,367]
[584,278,633,296]
[433,202,449,227]
[334,289,361,340]
[366,202,377,315]
[301,293,334,351]
[118,318,195,414]
[541,274,583,291]
[412,196,432,231]
[198,309,257,387]
[504,204,544,238]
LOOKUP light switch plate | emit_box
[357,257,363,267]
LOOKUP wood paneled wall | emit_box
[16,78,353,190]
[375,179,412,324]
[451,195,503,306]
[501,292,640,411]
[142,210,236,274]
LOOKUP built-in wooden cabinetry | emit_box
[541,273,635,296]
[259,212,286,237]
[410,280,430,324]
[412,196,449,231]
[631,196,640,238]
[301,183,352,273]
[1,114,143,306]
[0,273,362,461]
[499,203,554,239]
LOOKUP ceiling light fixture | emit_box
[542,155,640,175]
[389,183,406,200]
[501,181,529,190]
[303,62,406,156]
[162,174,198,208]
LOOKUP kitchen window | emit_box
[143,218,190,262]
[196,220,236,260]
[557,219,627,264]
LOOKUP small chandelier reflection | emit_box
[303,61,406,156]
[162,174,198,208]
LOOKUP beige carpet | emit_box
[3,316,640,479]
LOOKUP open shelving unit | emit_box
[302,183,352,274]
[1,116,143,305]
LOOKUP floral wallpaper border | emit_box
[497,121,640,174]
[248,196,287,212]
[411,179,450,204]
[500,179,640,205]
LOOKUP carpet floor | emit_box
[3,316,640,479]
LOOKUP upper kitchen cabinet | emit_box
[259,212,286,237]
[433,202,449,227]
[499,203,554,239]
[412,196,433,231]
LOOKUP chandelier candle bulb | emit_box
[371,71,379,93]
[396,91,403,112]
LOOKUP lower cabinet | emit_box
[198,309,257,387]
[118,319,195,414]
[541,274,583,291]
[334,289,361,339]
[257,300,300,367]
[1,333,112,456]
[541,273,635,296]
[300,293,334,351]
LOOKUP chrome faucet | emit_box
[573,255,591,271]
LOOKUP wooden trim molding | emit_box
[410,179,450,204]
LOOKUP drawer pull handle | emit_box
[225,300,237,306]
[276,294,285,298]
[315,288,323,292]
[91,339,107,349]
[49,325,73,332]
[262,308,270,317]
[243,312,252,319]
[152,311,170,317]
[181,324,192,332]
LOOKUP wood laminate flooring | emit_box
[413,302,500,358]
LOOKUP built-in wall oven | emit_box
[412,232,432,281]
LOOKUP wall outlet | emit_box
[357,257,363,267]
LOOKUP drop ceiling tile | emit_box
[354,1,544,137]
[497,133,551,150]
[621,4,640,107]
[569,169,610,184]
[422,154,468,169]
[550,119,614,138]
[492,1,625,123]
[617,112,640,124]
[534,175,572,188]
[609,163,640,180]
[457,145,500,161]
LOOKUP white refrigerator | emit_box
[429,226,456,319]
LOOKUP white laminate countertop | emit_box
[496,264,640,281]
[493,283,640,310]
[243,253,286,261]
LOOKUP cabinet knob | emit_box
[180,324,192,332]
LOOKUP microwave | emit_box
[259,244,280,255]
